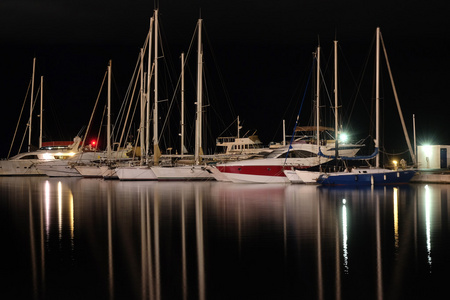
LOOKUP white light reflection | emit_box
[425,185,432,272]
[342,199,349,273]
[393,187,399,251]
[45,181,50,241]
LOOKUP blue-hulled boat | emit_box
[317,168,416,185]
[317,27,417,186]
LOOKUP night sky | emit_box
[1,0,449,160]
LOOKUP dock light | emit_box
[340,133,348,143]
[393,160,398,170]
[423,145,432,157]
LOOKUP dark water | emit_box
[1,177,449,300]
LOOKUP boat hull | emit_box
[0,160,47,176]
[217,165,291,183]
[36,161,82,177]
[75,165,104,178]
[317,169,417,185]
[115,166,157,181]
[151,165,215,181]
[284,170,320,184]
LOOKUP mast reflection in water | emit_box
[1,178,450,299]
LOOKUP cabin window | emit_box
[283,150,317,158]
[19,155,39,159]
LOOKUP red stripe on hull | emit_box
[217,165,290,177]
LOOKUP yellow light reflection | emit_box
[424,185,432,272]
[393,187,399,250]
[70,192,74,250]
[342,199,349,273]
[58,181,62,240]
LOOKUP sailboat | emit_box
[317,28,417,186]
[0,58,83,176]
[115,11,158,181]
[36,60,131,177]
[150,17,214,181]
[73,60,132,179]
[285,40,364,184]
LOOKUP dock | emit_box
[410,169,450,184]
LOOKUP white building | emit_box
[417,145,450,169]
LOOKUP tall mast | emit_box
[181,52,185,158]
[146,16,154,163]
[28,57,36,152]
[39,76,43,149]
[334,40,339,162]
[375,27,380,168]
[316,46,320,149]
[107,60,112,159]
[195,18,203,165]
[153,9,161,165]
[140,48,145,165]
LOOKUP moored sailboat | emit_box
[317,28,417,186]
[150,17,215,181]
[1,58,83,176]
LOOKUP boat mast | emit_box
[39,76,43,149]
[153,9,161,165]
[334,40,339,164]
[315,45,320,151]
[107,60,112,159]
[375,27,380,168]
[28,57,36,152]
[195,18,203,165]
[140,48,145,165]
[146,16,154,163]
[181,52,185,158]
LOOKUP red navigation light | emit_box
[91,140,97,147]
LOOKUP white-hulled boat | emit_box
[2,58,84,176]
[35,150,104,177]
[0,138,82,176]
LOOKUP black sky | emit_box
[1,0,450,158]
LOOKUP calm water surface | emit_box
[1,177,449,299]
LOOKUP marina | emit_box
[2,2,450,299]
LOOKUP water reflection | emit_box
[1,178,450,299]
[342,199,349,274]
[425,185,432,272]
[393,187,399,252]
